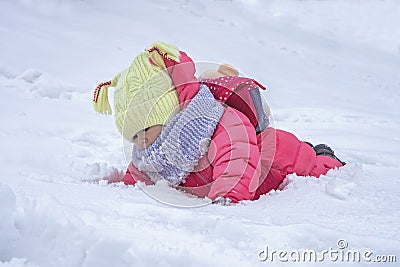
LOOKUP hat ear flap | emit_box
[93,81,112,115]
[92,73,121,115]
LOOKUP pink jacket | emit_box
[123,50,343,202]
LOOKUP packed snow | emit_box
[1,0,400,266]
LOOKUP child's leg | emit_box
[260,129,344,179]
[310,155,344,178]
[313,144,346,166]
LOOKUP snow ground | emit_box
[1,0,400,266]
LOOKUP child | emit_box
[93,41,345,204]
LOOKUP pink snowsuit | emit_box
[123,50,343,202]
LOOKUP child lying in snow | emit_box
[93,41,345,204]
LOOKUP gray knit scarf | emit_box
[131,84,224,185]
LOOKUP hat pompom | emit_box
[93,80,112,115]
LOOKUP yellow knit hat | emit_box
[93,42,181,142]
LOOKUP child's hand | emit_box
[212,197,235,206]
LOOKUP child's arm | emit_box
[123,162,154,186]
[207,107,261,203]
[163,51,200,109]
[147,43,200,109]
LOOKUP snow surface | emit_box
[1,0,400,266]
